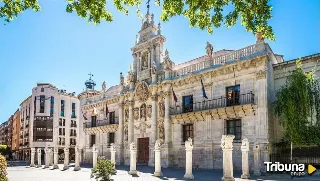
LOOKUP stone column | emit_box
[253,142,261,176]
[92,145,98,168]
[128,142,137,175]
[164,91,171,144]
[110,143,116,169]
[49,148,53,166]
[151,95,158,144]
[37,148,41,167]
[117,102,124,164]
[153,140,162,177]
[184,138,194,179]
[262,144,269,174]
[74,146,81,171]
[53,148,59,169]
[30,147,35,167]
[128,101,134,144]
[221,135,235,181]
[44,147,50,168]
[241,138,250,179]
[63,147,69,170]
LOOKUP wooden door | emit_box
[138,137,149,163]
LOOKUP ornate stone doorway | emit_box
[138,137,149,164]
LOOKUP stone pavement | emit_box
[6,163,320,181]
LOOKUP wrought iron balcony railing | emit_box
[84,118,119,128]
[170,92,255,115]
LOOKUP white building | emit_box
[19,83,81,161]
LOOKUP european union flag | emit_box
[201,79,208,99]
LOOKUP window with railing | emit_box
[59,128,65,136]
[40,95,45,113]
[108,133,115,145]
[59,137,65,145]
[90,135,96,147]
[183,95,193,113]
[70,138,76,146]
[225,119,241,141]
[60,100,65,117]
[70,129,77,137]
[59,118,65,126]
[50,96,54,114]
[182,124,194,142]
[34,96,36,114]
[71,120,77,127]
[226,85,240,106]
[71,103,76,118]
[109,112,115,124]
[91,116,97,127]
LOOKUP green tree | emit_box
[1,0,275,40]
[91,157,116,181]
[274,60,320,146]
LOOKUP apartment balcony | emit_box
[170,92,256,124]
[24,142,29,146]
[84,119,119,135]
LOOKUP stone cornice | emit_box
[84,124,119,135]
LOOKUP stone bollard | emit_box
[53,148,59,169]
[153,139,162,177]
[241,138,250,179]
[128,142,137,175]
[44,147,50,168]
[221,135,235,181]
[49,148,53,166]
[253,142,261,176]
[92,144,98,168]
[74,146,81,171]
[63,147,69,170]
[30,147,36,167]
[110,143,116,169]
[37,148,42,168]
[184,138,194,180]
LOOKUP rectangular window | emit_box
[60,100,65,117]
[50,96,54,114]
[71,120,77,128]
[41,88,44,92]
[183,95,193,113]
[91,116,97,127]
[182,124,194,142]
[40,95,45,113]
[108,133,115,145]
[225,119,242,140]
[109,112,115,124]
[90,135,96,147]
[28,105,30,117]
[226,85,240,106]
[34,97,36,114]
[71,103,76,118]
[70,138,76,146]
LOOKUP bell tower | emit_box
[130,5,166,83]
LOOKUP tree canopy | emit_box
[1,0,275,40]
[274,60,320,146]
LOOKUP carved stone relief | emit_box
[158,101,165,117]
[140,104,146,119]
[124,108,129,122]
[147,105,152,118]
[135,82,149,102]
[157,119,164,143]
[133,108,139,120]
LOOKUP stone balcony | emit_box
[84,119,119,135]
[170,92,256,124]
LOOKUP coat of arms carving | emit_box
[147,105,152,118]
[135,82,149,102]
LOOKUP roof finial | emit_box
[146,0,150,14]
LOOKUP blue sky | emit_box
[0,0,319,123]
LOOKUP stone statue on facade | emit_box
[206,41,214,58]
[256,32,264,44]
[159,101,165,117]
[136,34,139,44]
[141,52,148,70]
[102,81,106,93]
[120,72,124,85]
[157,22,161,35]
[241,138,250,151]
[151,60,157,74]
[110,143,116,151]
[165,49,169,58]
[185,138,193,148]
[127,71,134,83]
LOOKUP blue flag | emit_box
[201,79,208,99]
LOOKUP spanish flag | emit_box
[201,79,208,99]
[92,107,98,116]
[172,87,178,102]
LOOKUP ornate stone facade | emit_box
[78,10,320,172]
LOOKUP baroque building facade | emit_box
[78,11,299,172]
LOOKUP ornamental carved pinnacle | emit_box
[110,143,116,151]
[241,138,250,151]
[130,142,136,150]
[37,148,41,153]
[221,135,235,149]
[154,139,162,150]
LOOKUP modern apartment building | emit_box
[12,109,20,159]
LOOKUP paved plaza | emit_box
[6,162,320,181]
